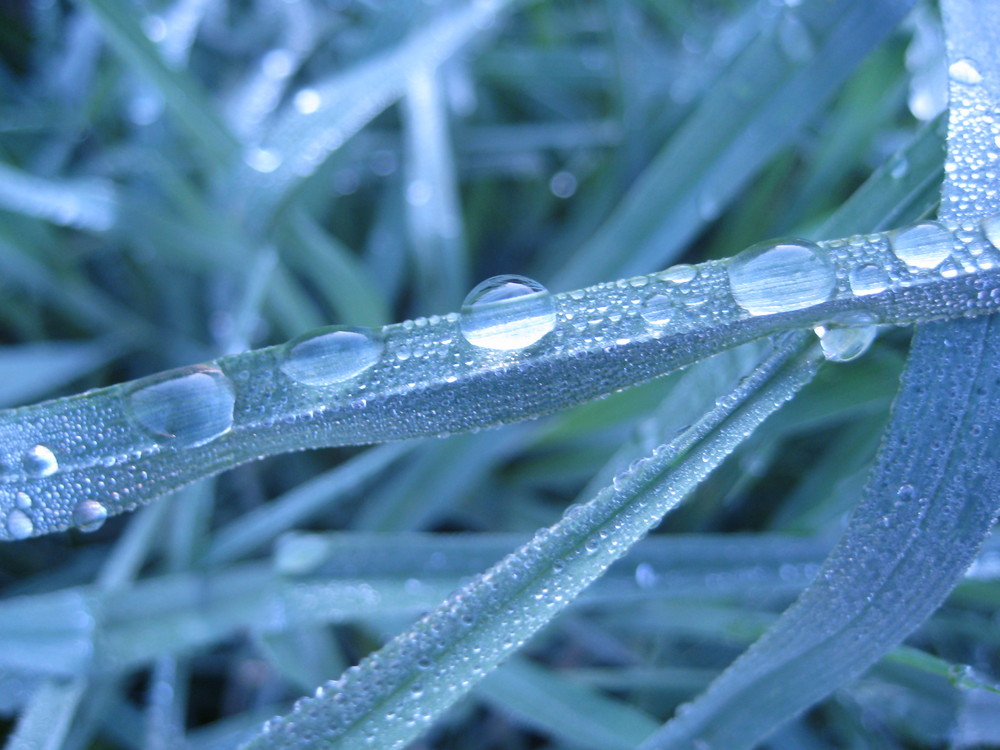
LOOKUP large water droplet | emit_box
[125,366,236,448]
[814,313,878,363]
[73,500,107,533]
[280,326,384,386]
[981,213,1000,249]
[949,59,982,85]
[6,509,33,540]
[889,222,953,269]
[728,239,835,315]
[23,445,58,477]
[640,294,676,326]
[848,264,889,296]
[460,275,557,350]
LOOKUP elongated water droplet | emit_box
[125,366,236,448]
[23,445,58,477]
[889,222,953,269]
[73,500,107,533]
[728,239,835,315]
[460,275,557,350]
[814,313,878,362]
[6,509,34,540]
[640,294,676,326]
[949,58,982,85]
[981,214,1000,249]
[848,264,889,296]
[280,326,384,386]
[657,265,697,284]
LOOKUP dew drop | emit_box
[125,366,236,448]
[15,492,32,510]
[848,264,889,296]
[460,275,557,350]
[72,500,108,533]
[657,264,697,284]
[728,239,835,315]
[889,222,953,269]
[640,294,676,326]
[245,147,282,174]
[981,213,1000,250]
[23,445,58,477]
[814,313,878,363]
[280,326,384,386]
[949,58,982,85]
[6,509,34,540]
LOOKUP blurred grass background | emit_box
[1,0,999,747]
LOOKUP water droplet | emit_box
[23,445,58,477]
[125,366,236,448]
[72,500,108,533]
[981,213,1000,249]
[848,264,889,296]
[658,265,697,284]
[280,326,384,386]
[6,509,33,540]
[889,222,953,269]
[814,313,877,363]
[549,171,577,198]
[728,239,835,315]
[640,294,676,326]
[949,58,982,85]
[293,88,322,115]
[15,492,32,510]
[460,275,557,350]
[245,147,282,174]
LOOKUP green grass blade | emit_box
[0,340,118,408]
[238,332,823,750]
[0,162,117,232]
[4,677,86,750]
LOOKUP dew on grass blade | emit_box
[23,444,58,477]
[727,239,836,315]
[280,326,384,386]
[814,313,878,363]
[125,366,236,448]
[889,222,953,269]
[848,264,890,296]
[5,509,33,540]
[72,500,108,533]
[640,294,677,326]
[459,275,557,350]
[981,213,1000,249]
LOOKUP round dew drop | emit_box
[728,239,836,315]
[460,275,557,351]
[72,500,108,533]
[23,444,58,477]
[889,222,953,269]
[280,326,384,386]
[125,366,236,448]
[640,294,676,326]
[5,509,34,540]
[814,314,878,363]
[848,264,889,296]
[981,214,1000,250]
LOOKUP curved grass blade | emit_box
[0,162,118,233]
[639,2,1000,746]
[5,210,1000,539]
[238,332,823,750]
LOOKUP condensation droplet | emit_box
[657,264,697,284]
[23,445,58,477]
[15,492,32,509]
[981,213,1000,250]
[949,58,982,85]
[280,326,384,386]
[293,88,322,115]
[6,509,33,540]
[245,147,282,174]
[460,275,557,350]
[848,264,889,296]
[125,366,236,448]
[73,500,108,533]
[640,294,676,326]
[814,313,878,363]
[889,222,953,269]
[728,239,835,315]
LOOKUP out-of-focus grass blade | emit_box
[476,656,660,750]
[235,0,519,229]
[553,0,916,289]
[4,677,86,750]
[73,0,238,166]
[0,162,117,232]
[0,340,118,408]
[640,3,1000,747]
[239,333,823,750]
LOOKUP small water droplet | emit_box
[125,366,236,448]
[889,222,953,269]
[949,58,982,85]
[280,326,384,386]
[549,170,577,198]
[23,445,58,477]
[889,156,909,179]
[293,88,322,115]
[657,265,697,284]
[245,147,282,173]
[728,239,835,315]
[15,492,32,510]
[460,275,557,350]
[814,313,877,362]
[6,509,34,540]
[73,500,108,533]
[640,294,676,326]
[981,213,1000,249]
[848,264,889,296]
